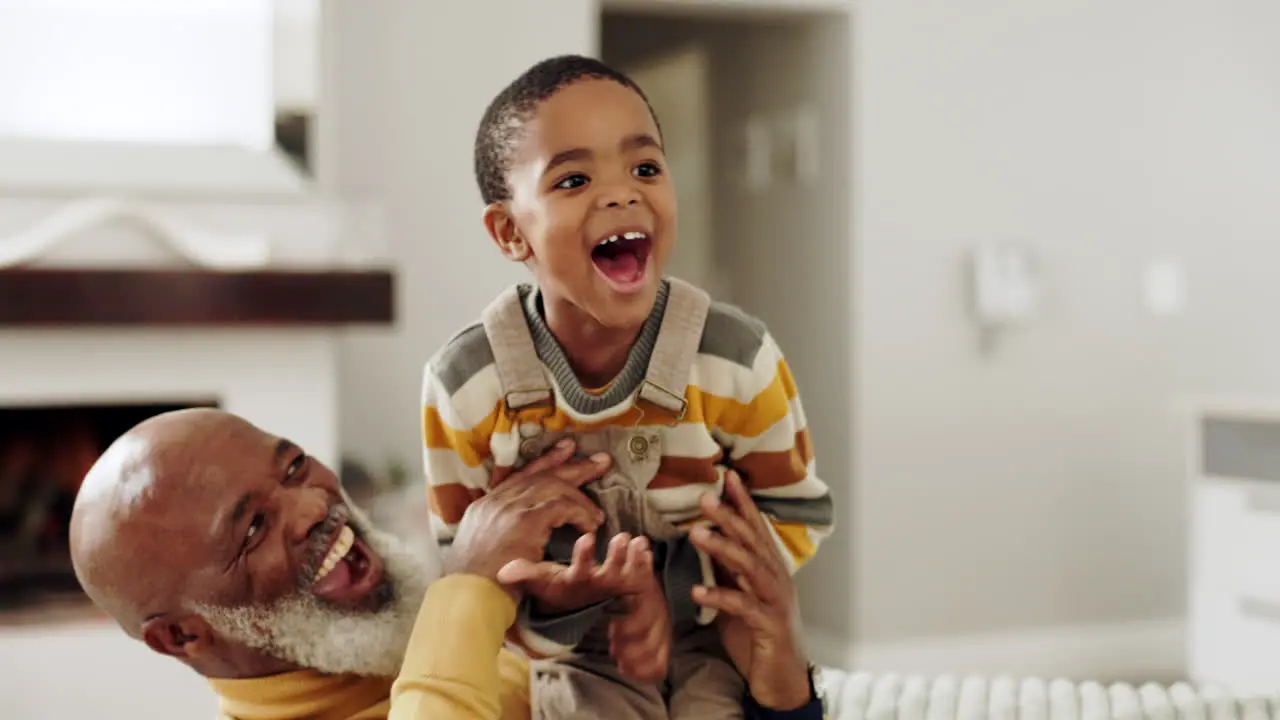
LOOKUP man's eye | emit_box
[245,513,265,545]
[285,454,307,481]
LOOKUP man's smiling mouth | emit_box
[309,519,384,607]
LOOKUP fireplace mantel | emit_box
[0,267,393,326]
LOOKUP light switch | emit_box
[971,243,1038,327]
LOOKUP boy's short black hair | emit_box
[473,54,661,206]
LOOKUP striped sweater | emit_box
[421,280,834,656]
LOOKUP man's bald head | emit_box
[69,408,436,680]
[71,408,261,633]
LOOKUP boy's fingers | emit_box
[567,533,597,581]
[598,533,631,579]
[723,470,776,543]
[622,538,651,580]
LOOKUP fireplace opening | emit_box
[0,400,216,616]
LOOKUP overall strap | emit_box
[480,285,553,413]
[638,277,711,420]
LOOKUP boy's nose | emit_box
[597,186,641,209]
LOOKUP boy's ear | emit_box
[482,203,531,262]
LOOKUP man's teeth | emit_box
[597,231,648,246]
[314,525,354,582]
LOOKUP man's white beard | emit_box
[198,508,443,678]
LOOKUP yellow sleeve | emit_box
[388,574,530,720]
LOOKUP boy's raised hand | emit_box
[607,569,672,682]
[497,531,654,614]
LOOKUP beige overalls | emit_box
[480,278,746,719]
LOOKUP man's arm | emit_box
[388,574,525,720]
[423,357,606,661]
[390,456,605,720]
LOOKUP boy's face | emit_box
[485,78,676,331]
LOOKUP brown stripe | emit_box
[732,433,812,491]
[429,483,486,524]
[650,454,722,490]
[795,428,815,466]
[489,464,516,487]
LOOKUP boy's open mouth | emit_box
[591,230,652,291]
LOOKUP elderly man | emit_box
[69,409,822,719]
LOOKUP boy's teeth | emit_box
[314,525,355,582]
[597,231,648,246]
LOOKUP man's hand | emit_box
[444,439,611,600]
[607,566,672,683]
[497,530,653,614]
[688,470,813,712]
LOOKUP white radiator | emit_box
[820,672,1280,720]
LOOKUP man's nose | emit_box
[281,488,331,544]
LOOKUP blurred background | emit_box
[1,0,1279,716]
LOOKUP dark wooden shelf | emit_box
[0,268,394,327]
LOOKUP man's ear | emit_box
[482,203,531,262]
[141,614,215,661]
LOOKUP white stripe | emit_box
[661,421,725,459]
[483,420,723,462]
[513,626,575,659]
[422,362,499,431]
[688,353,766,403]
[750,471,830,500]
[648,475,723,516]
[429,513,458,543]
[446,363,506,429]
[489,429,522,469]
[423,447,490,490]
[807,522,834,543]
[661,506,708,526]
[688,340,785,403]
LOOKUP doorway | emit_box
[598,3,856,661]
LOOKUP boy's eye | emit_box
[555,174,588,190]
[634,162,662,178]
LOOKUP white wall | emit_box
[329,0,1280,663]
[856,0,1280,643]
[326,0,597,474]
[606,11,859,643]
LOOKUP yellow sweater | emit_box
[209,575,531,720]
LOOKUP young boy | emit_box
[421,54,834,718]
